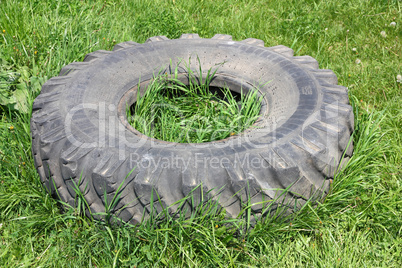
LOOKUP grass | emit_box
[0,0,401,266]
[128,60,263,143]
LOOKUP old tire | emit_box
[31,34,354,224]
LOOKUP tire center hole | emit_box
[124,75,264,143]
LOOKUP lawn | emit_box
[0,0,401,266]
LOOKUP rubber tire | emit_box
[31,34,354,224]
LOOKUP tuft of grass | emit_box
[128,60,263,143]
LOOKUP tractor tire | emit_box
[31,34,354,224]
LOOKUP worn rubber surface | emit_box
[31,34,354,223]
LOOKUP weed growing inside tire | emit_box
[127,63,263,143]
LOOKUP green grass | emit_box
[0,0,401,266]
[128,61,263,143]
